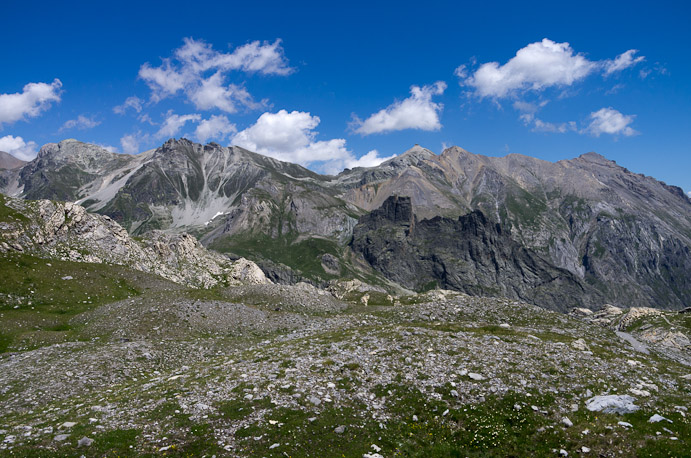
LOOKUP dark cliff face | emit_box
[352,196,602,312]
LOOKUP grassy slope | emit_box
[0,253,150,353]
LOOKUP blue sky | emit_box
[1,0,689,193]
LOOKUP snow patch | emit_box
[205,211,226,226]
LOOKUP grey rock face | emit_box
[351,196,601,311]
[0,194,270,289]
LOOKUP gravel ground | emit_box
[0,287,688,457]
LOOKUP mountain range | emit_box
[2,138,690,310]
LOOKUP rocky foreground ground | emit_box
[0,264,689,457]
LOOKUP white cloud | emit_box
[582,107,637,137]
[139,59,188,101]
[352,82,447,135]
[120,134,140,155]
[232,109,395,174]
[463,40,646,135]
[603,50,645,76]
[138,38,290,110]
[96,143,118,153]
[195,115,236,143]
[113,96,144,114]
[453,65,468,79]
[60,115,100,131]
[344,150,396,169]
[0,135,39,161]
[212,39,293,75]
[156,112,202,139]
[138,113,156,125]
[461,39,645,99]
[0,79,62,126]
[188,72,259,113]
[462,39,597,98]
[512,100,549,115]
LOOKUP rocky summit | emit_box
[0,139,689,457]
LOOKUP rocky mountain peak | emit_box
[574,151,616,166]
[401,144,435,158]
[36,139,118,164]
[382,145,436,168]
[359,195,415,231]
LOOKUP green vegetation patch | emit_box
[211,233,341,280]
[0,253,142,352]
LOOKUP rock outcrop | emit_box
[351,196,600,311]
[571,304,690,365]
[0,194,269,288]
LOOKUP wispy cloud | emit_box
[60,115,100,131]
[603,50,645,76]
[113,96,144,114]
[520,113,577,133]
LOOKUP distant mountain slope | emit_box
[338,146,691,309]
[0,151,26,170]
[0,152,27,195]
[2,139,690,309]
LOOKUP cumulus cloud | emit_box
[462,40,647,135]
[0,79,62,126]
[460,39,645,99]
[0,135,39,161]
[582,107,637,137]
[352,82,447,135]
[60,115,100,131]
[195,115,236,143]
[156,112,202,139]
[462,39,596,98]
[232,109,395,174]
[113,96,144,114]
[603,50,645,76]
[138,38,290,111]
